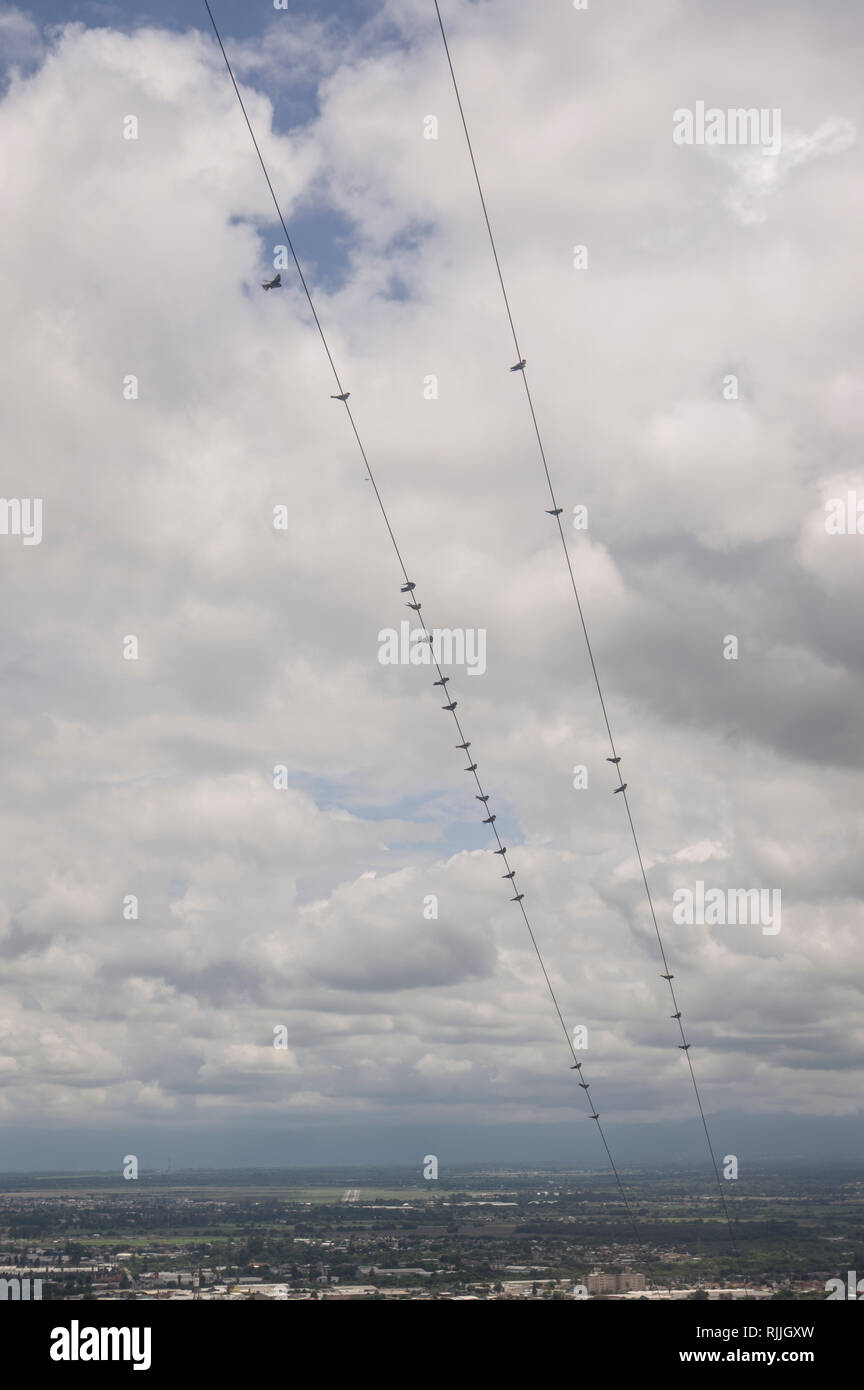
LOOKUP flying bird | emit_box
[510,359,527,372]
[261,273,281,290]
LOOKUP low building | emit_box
[586,1273,617,1294]
[587,1271,646,1294]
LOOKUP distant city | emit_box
[1,1164,857,1301]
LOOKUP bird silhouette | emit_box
[330,392,350,401]
[261,273,281,290]
[510,359,527,372]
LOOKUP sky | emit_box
[0,0,862,1175]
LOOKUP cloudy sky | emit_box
[1,0,862,1174]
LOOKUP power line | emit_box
[433,0,740,1265]
[203,0,645,1250]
